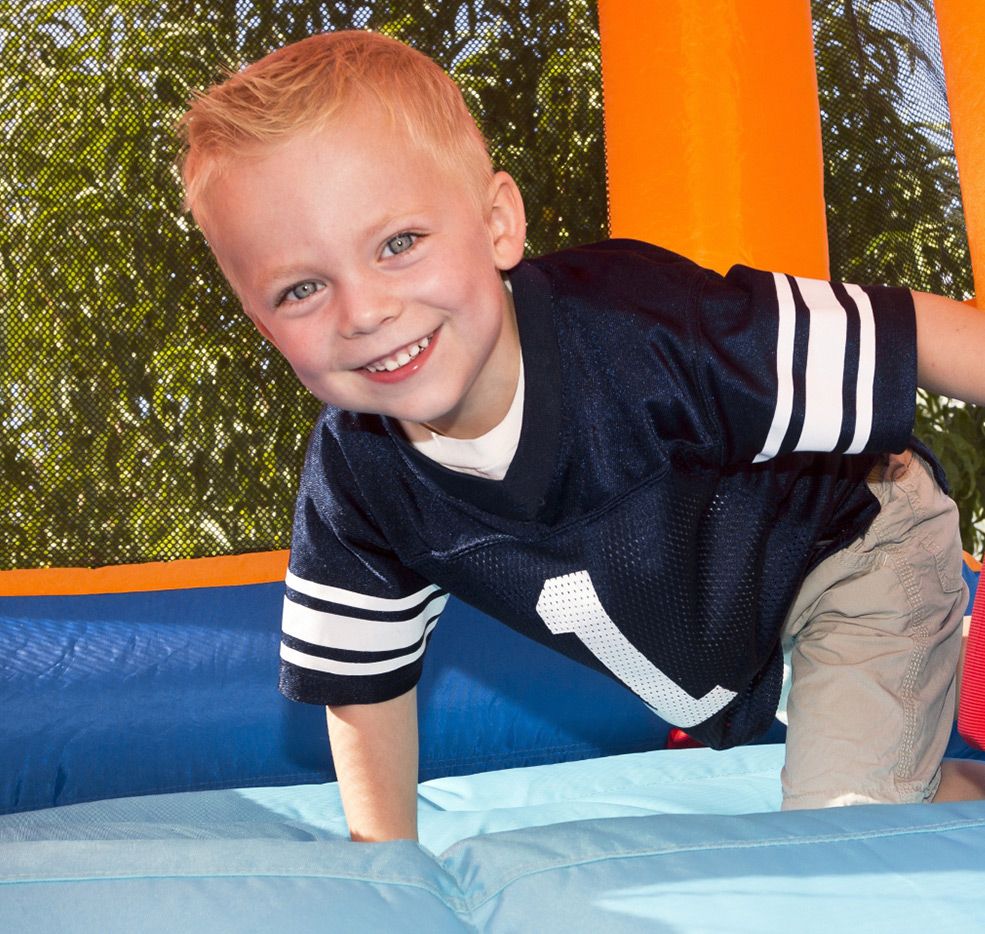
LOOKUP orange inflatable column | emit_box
[598,0,828,278]
[935,0,985,306]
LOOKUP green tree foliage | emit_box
[0,0,606,569]
[3,1,982,569]
[812,0,985,553]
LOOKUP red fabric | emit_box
[666,727,705,750]
[959,581,985,749]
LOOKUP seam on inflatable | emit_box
[455,815,985,911]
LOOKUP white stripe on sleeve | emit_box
[280,618,439,676]
[843,283,876,454]
[754,273,798,463]
[281,591,448,652]
[793,277,847,453]
[286,570,441,613]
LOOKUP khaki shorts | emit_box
[779,451,967,810]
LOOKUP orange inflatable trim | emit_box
[0,551,289,597]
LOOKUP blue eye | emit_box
[283,281,321,303]
[383,232,418,257]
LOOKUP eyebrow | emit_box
[363,209,427,243]
[243,267,307,307]
[258,265,310,288]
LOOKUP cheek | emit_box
[417,235,492,303]
[262,323,323,374]
[431,265,499,320]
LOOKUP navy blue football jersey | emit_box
[279,240,919,749]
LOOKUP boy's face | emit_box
[197,106,526,439]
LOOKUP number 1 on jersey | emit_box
[535,570,736,728]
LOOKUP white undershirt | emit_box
[410,359,525,481]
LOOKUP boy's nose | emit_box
[337,281,401,337]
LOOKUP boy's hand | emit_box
[326,688,420,842]
[867,450,913,483]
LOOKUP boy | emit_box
[179,30,985,842]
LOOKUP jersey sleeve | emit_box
[694,264,917,465]
[279,418,448,707]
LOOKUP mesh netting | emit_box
[3,2,981,570]
[812,0,971,296]
[1,0,607,569]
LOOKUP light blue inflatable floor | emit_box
[4,744,985,932]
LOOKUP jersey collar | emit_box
[386,260,563,522]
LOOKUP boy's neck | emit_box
[400,282,520,442]
[398,344,520,441]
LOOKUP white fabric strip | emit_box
[843,283,876,454]
[536,570,736,728]
[281,592,448,652]
[754,273,797,463]
[285,570,441,613]
[411,358,525,480]
[794,277,847,452]
[280,619,438,676]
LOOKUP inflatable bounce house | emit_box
[3,1,985,929]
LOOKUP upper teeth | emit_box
[365,335,431,372]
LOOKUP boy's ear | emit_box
[486,171,527,270]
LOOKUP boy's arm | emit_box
[326,687,420,842]
[914,291,985,405]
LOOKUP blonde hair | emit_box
[177,31,494,215]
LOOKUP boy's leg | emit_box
[936,757,985,800]
[780,452,967,810]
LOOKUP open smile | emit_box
[361,330,438,383]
